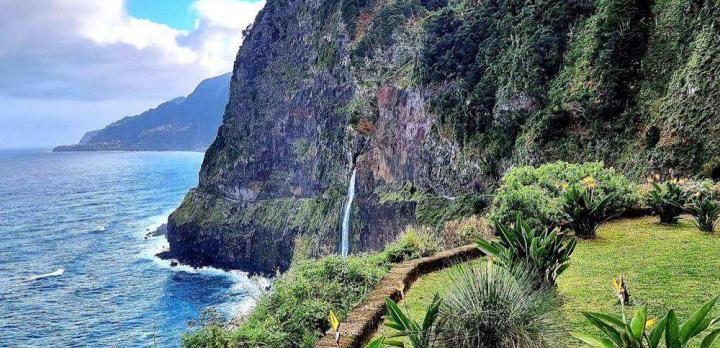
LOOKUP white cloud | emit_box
[0,0,265,147]
[186,0,266,73]
[193,0,265,29]
[0,0,265,100]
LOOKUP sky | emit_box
[0,0,265,148]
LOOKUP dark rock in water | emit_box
[52,73,230,152]
[170,261,178,267]
[166,0,720,273]
[155,250,172,260]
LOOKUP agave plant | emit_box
[477,213,576,285]
[562,181,619,238]
[647,181,686,224]
[434,261,558,348]
[686,194,720,233]
[368,293,442,348]
[572,296,720,348]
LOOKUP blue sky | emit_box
[127,0,197,30]
[0,0,265,148]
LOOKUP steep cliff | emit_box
[53,73,230,152]
[166,0,720,273]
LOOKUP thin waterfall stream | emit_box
[340,169,356,257]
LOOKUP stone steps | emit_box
[314,245,481,348]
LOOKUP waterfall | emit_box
[340,169,356,257]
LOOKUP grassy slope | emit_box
[374,217,720,347]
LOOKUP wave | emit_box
[134,211,271,317]
[25,268,64,282]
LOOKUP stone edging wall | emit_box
[314,245,482,348]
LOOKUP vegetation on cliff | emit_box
[53,73,230,152]
[182,231,441,347]
[173,0,720,343]
[168,0,720,276]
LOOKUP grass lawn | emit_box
[374,216,720,347]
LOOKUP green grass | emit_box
[374,216,720,347]
[556,216,720,346]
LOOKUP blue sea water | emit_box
[0,149,260,347]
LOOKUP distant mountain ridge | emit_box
[53,73,231,152]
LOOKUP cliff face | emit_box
[167,0,720,273]
[53,73,231,152]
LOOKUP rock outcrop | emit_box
[166,0,720,273]
[53,73,230,152]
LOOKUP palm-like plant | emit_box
[686,194,720,233]
[572,296,720,348]
[562,184,619,238]
[647,181,686,224]
[369,293,441,348]
[477,213,577,285]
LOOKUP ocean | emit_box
[0,149,260,347]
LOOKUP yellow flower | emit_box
[560,182,569,190]
[329,310,340,332]
[581,176,598,190]
[646,318,658,330]
[678,178,688,185]
[612,276,625,295]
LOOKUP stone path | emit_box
[314,245,481,348]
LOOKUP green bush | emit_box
[702,157,720,180]
[182,254,390,348]
[677,179,720,200]
[182,309,233,348]
[686,194,720,233]
[562,179,619,238]
[183,233,443,348]
[478,214,576,286]
[490,162,640,231]
[647,181,686,224]
[384,227,441,263]
[435,262,558,347]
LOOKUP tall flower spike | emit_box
[612,276,626,302]
[329,310,340,345]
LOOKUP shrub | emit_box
[647,180,687,224]
[182,309,233,347]
[477,214,576,286]
[383,227,441,263]
[490,162,640,231]
[442,215,494,248]
[561,178,619,238]
[572,296,720,348]
[183,233,443,348]
[434,262,558,348]
[686,194,720,233]
[677,179,720,200]
[702,157,720,181]
[183,254,390,347]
